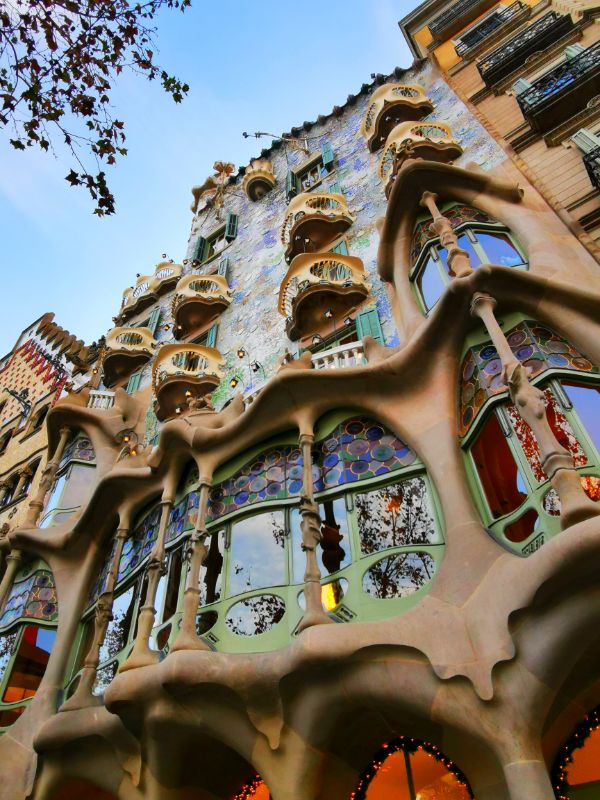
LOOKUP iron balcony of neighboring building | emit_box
[428,0,497,41]
[119,262,182,321]
[102,327,157,388]
[516,43,600,134]
[454,1,528,59]
[152,344,224,421]
[171,274,232,339]
[584,145,600,191]
[477,12,576,87]
[360,83,434,152]
[278,253,369,341]
[280,192,355,264]
[378,121,462,198]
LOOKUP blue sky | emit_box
[0,0,416,356]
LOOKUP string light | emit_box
[551,706,600,799]
[233,776,265,799]
[352,737,473,800]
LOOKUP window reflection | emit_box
[564,382,600,452]
[0,633,18,685]
[225,594,285,636]
[476,231,524,267]
[99,585,136,663]
[291,498,351,584]
[356,478,438,555]
[362,552,435,599]
[199,530,224,606]
[2,626,56,703]
[93,660,118,697]
[439,234,481,272]
[229,511,286,596]
[418,256,445,311]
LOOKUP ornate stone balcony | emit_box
[171,274,232,339]
[429,0,496,40]
[102,327,157,388]
[119,262,182,321]
[152,344,225,421]
[241,158,276,201]
[517,43,600,134]
[361,84,434,152]
[280,192,354,263]
[278,253,369,340]
[584,145,600,191]
[478,12,575,88]
[378,121,462,196]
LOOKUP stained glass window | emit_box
[410,204,494,264]
[0,571,58,629]
[459,321,598,436]
[59,435,95,468]
[118,505,161,582]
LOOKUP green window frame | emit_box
[465,376,600,556]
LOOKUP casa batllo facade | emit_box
[0,6,599,797]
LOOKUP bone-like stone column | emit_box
[420,191,473,278]
[13,468,31,499]
[0,550,23,613]
[25,426,71,527]
[171,477,212,652]
[471,292,599,528]
[503,759,556,800]
[120,493,174,671]
[60,525,130,710]
[297,432,333,632]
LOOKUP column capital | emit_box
[419,190,439,214]
[299,433,314,447]
[470,291,497,319]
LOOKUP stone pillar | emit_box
[60,525,129,710]
[0,550,23,614]
[297,432,332,632]
[25,426,71,527]
[471,292,599,528]
[503,759,556,800]
[13,467,31,499]
[420,191,473,278]
[120,494,174,671]
[171,478,212,652]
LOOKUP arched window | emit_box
[30,405,49,433]
[40,435,96,529]
[461,321,600,554]
[74,415,443,700]
[552,706,600,798]
[0,430,13,456]
[354,738,472,799]
[0,562,58,729]
[410,203,527,312]
[0,474,19,508]
[18,460,39,498]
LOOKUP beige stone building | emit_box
[0,3,599,798]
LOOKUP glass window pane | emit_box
[439,235,481,272]
[356,477,439,556]
[3,625,56,703]
[365,749,411,798]
[100,585,136,663]
[409,748,471,798]
[225,595,285,636]
[162,548,183,621]
[417,256,445,311]
[362,552,436,599]
[476,231,525,267]
[200,530,225,606]
[229,511,286,596]
[471,411,528,517]
[291,498,351,584]
[0,632,18,685]
[563,383,600,452]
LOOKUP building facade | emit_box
[0,5,599,798]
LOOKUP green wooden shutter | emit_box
[356,308,384,344]
[225,213,238,242]
[321,141,334,169]
[329,181,342,195]
[286,170,297,200]
[217,258,229,278]
[125,372,142,394]
[147,307,161,336]
[205,323,218,348]
[193,237,206,263]
[331,240,348,256]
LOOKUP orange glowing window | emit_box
[233,778,270,799]
[2,625,55,704]
[356,740,472,800]
[553,708,600,797]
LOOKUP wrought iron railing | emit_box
[517,42,600,115]
[455,1,524,56]
[583,145,600,191]
[429,0,486,37]
[478,12,573,83]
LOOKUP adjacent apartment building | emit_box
[0,1,598,798]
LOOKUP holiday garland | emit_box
[351,737,473,800]
[551,705,600,799]
[233,775,265,799]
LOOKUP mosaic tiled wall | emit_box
[117,61,507,432]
